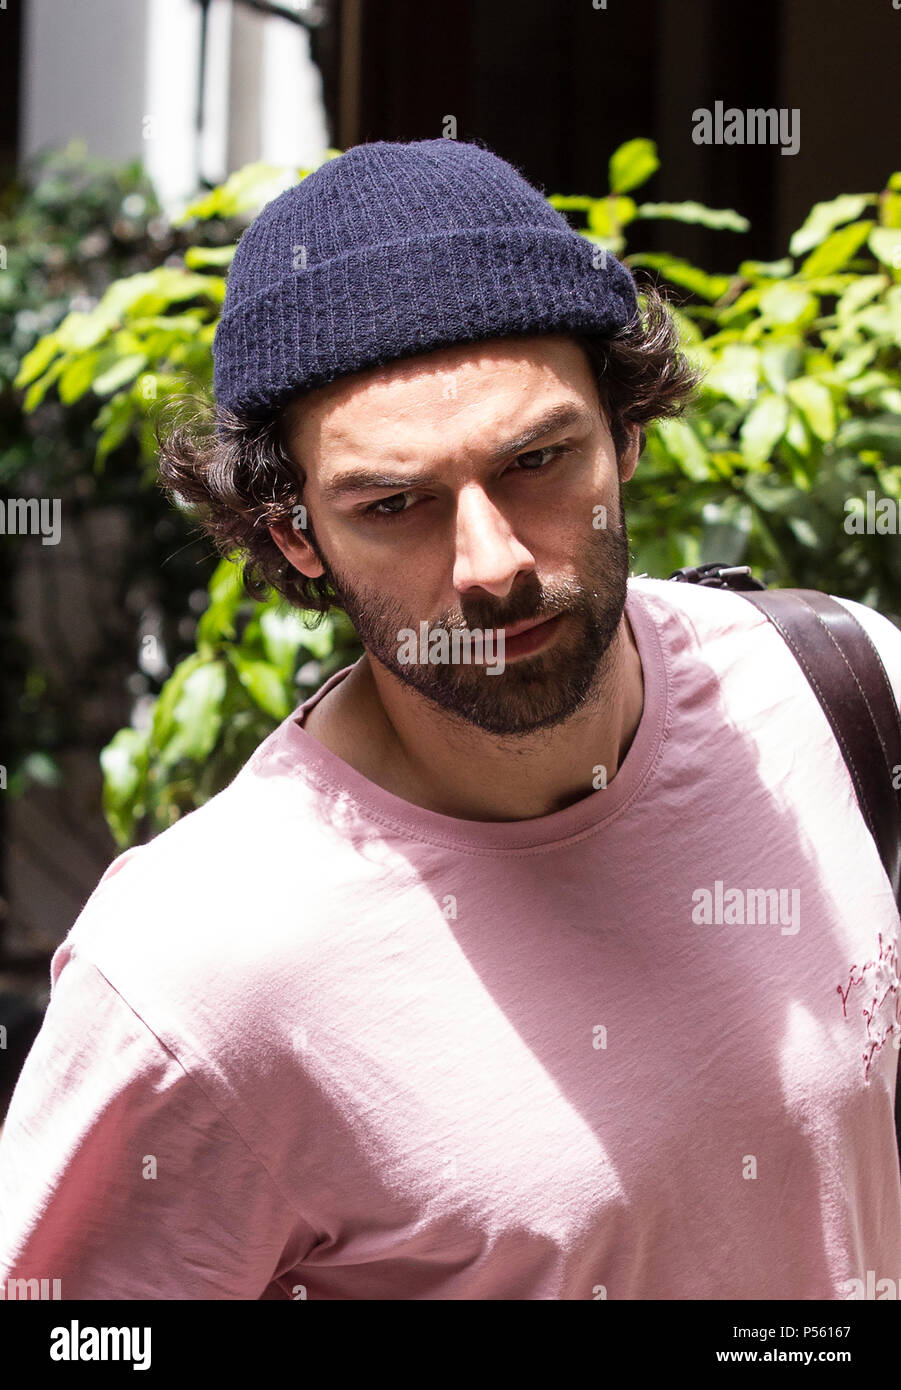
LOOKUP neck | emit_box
[345,610,644,822]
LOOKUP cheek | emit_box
[543,491,612,545]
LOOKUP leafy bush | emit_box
[0,142,229,805]
[13,139,901,846]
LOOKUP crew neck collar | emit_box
[278,582,669,854]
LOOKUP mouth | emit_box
[502,614,555,639]
[500,612,565,660]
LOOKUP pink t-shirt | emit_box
[1,576,900,1300]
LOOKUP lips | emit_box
[502,615,554,639]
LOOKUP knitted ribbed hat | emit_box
[212,137,639,418]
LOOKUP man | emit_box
[0,138,899,1300]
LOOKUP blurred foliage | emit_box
[11,138,901,846]
[0,142,236,806]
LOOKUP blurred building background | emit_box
[0,0,899,1102]
[4,0,899,261]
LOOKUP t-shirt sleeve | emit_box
[0,945,306,1300]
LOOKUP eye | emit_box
[512,445,568,473]
[359,446,568,522]
[361,491,416,521]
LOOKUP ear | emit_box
[269,515,325,580]
[619,423,642,485]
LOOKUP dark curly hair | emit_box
[157,279,702,614]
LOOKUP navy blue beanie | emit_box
[212,138,639,418]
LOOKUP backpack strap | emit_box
[669,567,901,1170]
[735,587,901,1174]
[737,588,901,906]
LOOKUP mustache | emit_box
[444,607,563,633]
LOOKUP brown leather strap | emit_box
[739,588,901,905]
[737,587,901,1172]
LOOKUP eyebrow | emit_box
[318,402,594,504]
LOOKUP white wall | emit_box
[20,0,151,165]
[20,0,330,213]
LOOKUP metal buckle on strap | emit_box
[668,562,766,591]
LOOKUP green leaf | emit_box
[94,393,136,466]
[738,258,793,280]
[785,377,835,441]
[880,193,901,229]
[636,201,750,232]
[832,340,880,381]
[58,351,102,404]
[700,343,760,404]
[668,306,704,346]
[14,331,61,388]
[230,652,292,721]
[295,612,338,661]
[195,557,246,647]
[128,313,207,335]
[868,226,901,271]
[608,138,659,195]
[125,267,225,317]
[784,407,811,458]
[91,353,148,397]
[183,244,237,269]
[787,516,820,548]
[789,193,872,257]
[259,607,312,676]
[158,660,228,767]
[178,162,299,222]
[760,342,801,392]
[845,370,895,398]
[758,282,817,325]
[548,195,596,213]
[836,274,888,319]
[799,220,873,278]
[743,475,803,513]
[717,285,766,323]
[22,358,65,411]
[655,419,711,480]
[101,727,150,849]
[209,555,245,604]
[740,394,789,465]
[101,274,178,323]
[55,310,110,353]
[835,414,901,455]
[586,197,637,236]
[151,651,210,748]
[627,253,732,302]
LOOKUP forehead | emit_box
[282,334,597,454]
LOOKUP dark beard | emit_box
[306,490,632,738]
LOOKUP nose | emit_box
[451,483,536,598]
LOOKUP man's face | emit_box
[271,334,640,738]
